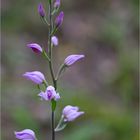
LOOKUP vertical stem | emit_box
[48,1,55,86]
[48,1,56,140]
[52,111,55,140]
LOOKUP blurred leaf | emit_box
[63,122,108,140]
[12,107,39,132]
[100,19,124,48]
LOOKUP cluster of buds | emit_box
[15,0,85,140]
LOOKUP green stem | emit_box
[48,1,55,88]
[54,115,67,132]
[44,80,49,87]
[51,27,58,36]
[42,50,50,62]
[43,17,50,26]
[37,85,41,91]
[48,1,56,140]
[55,64,65,81]
[52,111,55,140]
[40,16,50,26]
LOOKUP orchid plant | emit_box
[15,0,85,140]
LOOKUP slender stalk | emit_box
[48,0,55,87]
[51,111,55,140]
[54,115,67,132]
[55,64,65,81]
[48,1,56,140]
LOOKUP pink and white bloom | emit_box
[15,129,36,140]
[51,36,59,46]
[64,54,85,66]
[23,71,45,84]
[38,86,60,101]
[62,105,84,122]
[27,43,43,54]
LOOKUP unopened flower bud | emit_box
[54,0,60,9]
[51,36,59,46]
[62,105,84,122]
[15,129,36,140]
[64,54,85,66]
[55,11,64,28]
[27,43,43,54]
[38,3,45,17]
[23,71,45,84]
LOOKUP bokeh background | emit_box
[1,0,139,140]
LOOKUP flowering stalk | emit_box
[15,0,85,140]
[48,0,56,140]
[48,0,56,88]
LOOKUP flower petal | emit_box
[27,43,43,53]
[38,91,49,101]
[62,105,84,122]
[55,11,64,28]
[51,36,59,46]
[64,54,85,66]
[15,129,36,140]
[38,3,45,17]
[23,71,45,84]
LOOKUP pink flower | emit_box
[64,54,85,66]
[38,3,45,17]
[15,129,36,140]
[54,0,60,9]
[38,86,60,101]
[55,11,64,28]
[62,105,84,122]
[27,43,43,54]
[23,71,45,84]
[51,36,59,46]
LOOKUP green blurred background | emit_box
[1,0,139,140]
